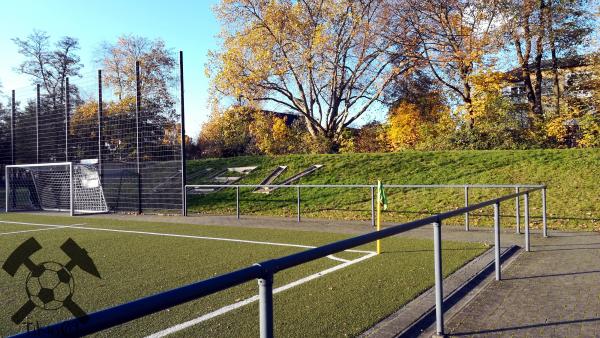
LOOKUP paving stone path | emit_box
[442,231,600,338]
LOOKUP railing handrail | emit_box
[19,186,545,337]
[186,183,546,189]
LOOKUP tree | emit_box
[99,35,177,113]
[98,35,180,161]
[502,0,593,120]
[545,0,594,116]
[249,112,304,155]
[209,0,413,150]
[13,31,83,162]
[385,70,448,149]
[395,0,502,128]
[451,70,527,149]
[198,106,257,157]
[13,30,82,105]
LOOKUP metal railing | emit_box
[20,185,546,337]
[185,183,548,237]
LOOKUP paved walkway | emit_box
[439,230,600,338]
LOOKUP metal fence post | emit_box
[259,274,274,338]
[524,193,530,252]
[9,90,15,209]
[179,51,187,217]
[297,186,301,223]
[433,221,444,337]
[36,84,40,164]
[542,187,548,238]
[65,77,70,161]
[494,202,501,281]
[515,187,520,234]
[236,186,240,219]
[135,61,142,214]
[97,70,103,183]
[11,90,15,165]
[371,186,375,227]
[464,186,469,231]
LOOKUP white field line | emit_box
[0,220,86,227]
[0,225,77,236]
[147,251,378,338]
[0,220,375,260]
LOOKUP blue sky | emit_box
[0,0,220,137]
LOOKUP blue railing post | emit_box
[259,274,274,338]
[433,221,444,337]
[464,186,469,231]
[494,202,501,281]
[524,193,530,252]
[542,187,548,238]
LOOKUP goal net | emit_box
[5,162,109,215]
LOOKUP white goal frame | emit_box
[5,162,109,216]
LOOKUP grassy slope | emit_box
[187,149,600,231]
[0,214,485,337]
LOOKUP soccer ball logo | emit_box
[2,237,101,324]
[26,261,75,311]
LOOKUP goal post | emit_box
[5,162,109,216]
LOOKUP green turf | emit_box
[0,213,487,337]
[187,148,600,231]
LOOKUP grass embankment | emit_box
[0,213,486,337]
[187,149,600,231]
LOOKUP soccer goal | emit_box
[5,162,109,216]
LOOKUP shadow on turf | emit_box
[449,317,600,336]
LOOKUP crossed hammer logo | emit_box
[2,237,101,324]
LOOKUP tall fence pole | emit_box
[297,186,301,223]
[65,77,70,161]
[135,61,143,214]
[494,202,501,281]
[433,220,444,337]
[542,188,548,238]
[10,90,15,165]
[258,273,274,338]
[524,193,530,252]
[515,187,520,234]
[371,186,375,227]
[10,90,15,209]
[97,70,103,182]
[464,186,469,231]
[179,51,187,216]
[36,84,40,164]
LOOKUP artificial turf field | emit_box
[0,213,487,337]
